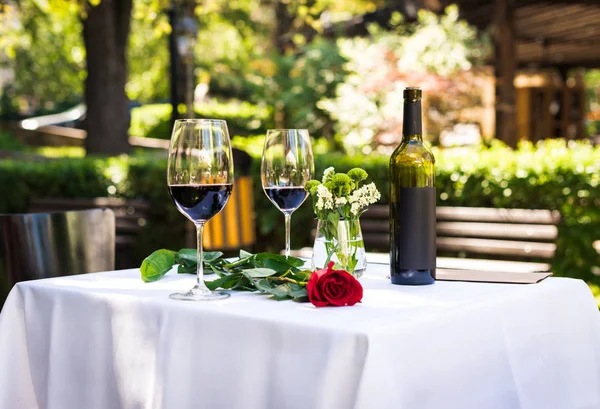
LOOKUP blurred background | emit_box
[0,0,598,298]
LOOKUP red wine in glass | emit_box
[167,118,234,302]
[261,129,314,257]
[264,186,308,212]
[169,184,233,222]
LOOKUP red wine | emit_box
[264,186,308,212]
[169,184,232,222]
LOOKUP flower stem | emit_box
[266,276,307,286]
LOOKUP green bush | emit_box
[241,139,600,285]
[0,157,113,213]
[1,139,598,287]
[129,100,273,139]
[0,131,25,151]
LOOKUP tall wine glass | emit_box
[167,119,234,301]
[261,129,314,257]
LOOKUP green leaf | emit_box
[177,263,195,275]
[254,280,294,300]
[292,294,309,302]
[205,274,239,291]
[175,249,221,275]
[232,276,253,290]
[241,268,278,278]
[254,279,275,293]
[254,252,305,268]
[262,258,294,272]
[140,249,176,283]
[269,284,293,300]
[288,283,308,298]
[224,254,255,269]
[176,249,223,265]
[327,211,340,224]
[289,269,312,282]
[203,251,224,262]
[239,249,254,259]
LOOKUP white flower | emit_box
[335,197,347,206]
[316,184,334,210]
[348,183,381,214]
[322,167,335,183]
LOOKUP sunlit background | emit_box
[0,0,598,301]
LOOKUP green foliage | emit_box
[0,131,25,151]
[141,248,310,301]
[192,0,271,99]
[140,248,223,283]
[1,0,171,116]
[129,104,172,138]
[248,38,348,138]
[140,249,176,283]
[319,5,490,151]
[585,69,600,114]
[1,139,597,287]
[0,157,113,213]
[129,101,273,139]
[0,2,84,117]
[126,0,170,103]
[251,139,600,285]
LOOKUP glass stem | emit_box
[196,222,209,290]
[284,212,291,257]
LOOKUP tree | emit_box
[0,2,83,116]
[1,0,161,155]
[318,6,490,152]
[82,0,133,155]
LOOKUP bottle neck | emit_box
[402,98,423,142]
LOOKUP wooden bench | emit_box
[359,205,560,272]
[29,197,151,268]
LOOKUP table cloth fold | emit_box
[1,265,599,409]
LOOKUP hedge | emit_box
[0,139,598,288]
[129,101,273,140]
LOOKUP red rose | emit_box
[307,261,363,307]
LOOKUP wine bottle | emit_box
[389,87,436,285]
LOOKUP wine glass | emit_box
[167,119,234,301]
[261,129,314,257]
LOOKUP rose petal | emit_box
[307,271,329,307]
[346,280,363,306]
[322,271,354,306]
[308,262,364,307]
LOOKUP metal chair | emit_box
[0,208,115,308]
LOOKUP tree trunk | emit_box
[82,0,132,155]
[493,0,517,148]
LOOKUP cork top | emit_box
[403,87,422,100]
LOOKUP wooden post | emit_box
[493,0,517,148]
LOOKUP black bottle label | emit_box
[390,187,436,271]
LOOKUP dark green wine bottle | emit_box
[389,87,436,285]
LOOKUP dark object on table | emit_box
[389,87,436,285]
[0,208,115,308]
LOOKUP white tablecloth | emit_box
[1,265,600,409]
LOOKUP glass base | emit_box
[169,284,230,301]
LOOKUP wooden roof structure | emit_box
[436,0,600,70]
[327,0,600,146]
[446,0,600,146]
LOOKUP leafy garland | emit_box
[140,249,312,302]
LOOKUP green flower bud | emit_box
[305,180,321,193]
[347,168,368,182]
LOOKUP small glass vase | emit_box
[311,218,367,278]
